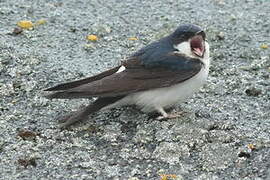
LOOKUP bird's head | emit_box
[171,24,207,58]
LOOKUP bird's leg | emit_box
[156,107,168,120]
[156,107,184,120]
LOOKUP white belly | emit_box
[131,66,209,112]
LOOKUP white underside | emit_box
[132,65,208,112]
[101,42,210,114]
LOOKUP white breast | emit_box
[131,62,209,112]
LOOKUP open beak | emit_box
[192,47,204,57]
[190,35,205,58]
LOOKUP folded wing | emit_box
[45,54,203,99]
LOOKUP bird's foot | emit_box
[156,108,185,120]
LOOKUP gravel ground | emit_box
[0,0,269,179]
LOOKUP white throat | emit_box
[173,41,210,67]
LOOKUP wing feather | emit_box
[45,54,203,99]
[45,66,121,91]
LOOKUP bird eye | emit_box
[196,31,206,40]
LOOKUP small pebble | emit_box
[128,37,138,40]
[260,44,268,49]
[87,34,98,41]
[12,27,23,35]
[245,87,262,96]
[17,20,34,29]
[217,32,225,40]
[238,151,251,158]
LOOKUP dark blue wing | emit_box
[45,37,203,98]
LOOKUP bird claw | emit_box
[156,111,185,120]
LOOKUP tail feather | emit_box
[57,96,125,127]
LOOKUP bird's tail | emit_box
[58,96,124,127]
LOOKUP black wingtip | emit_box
[44,84,68,91]
[42,90,68,99]
[42,91,57,99]
[43,87,53,91]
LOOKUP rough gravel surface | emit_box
[0,0,269,179]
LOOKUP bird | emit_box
[44,24,210,127]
